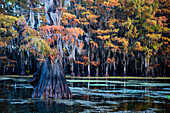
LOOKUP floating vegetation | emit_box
[0,78,170,112]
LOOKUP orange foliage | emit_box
[104,41,117,49]
[62,13,76,20]
[37,58,45,61]
[40,25,65,34]
[74,61,84,65]
[95,29,112,34]
[74,19,80,24]
[91,61,100,66]
[75,4,86,10]
[87,14,99,20]
[146,0,154,5]
[79,41,84,49]
[0,56,7,60]
[134,42,143,51]
[49,54,55,61]
[157,16,168,27]
[106,58,115,63]
[61,20,68,25]
[82,55,90,60]
[71,21,77,26]
[66,28,75,33]
[96,35,110,40]
[54,35,57,40]
[90,40,99,48]
[70,0,76,2]
[74,27,84,36]
[107,58,112,63]
[56,7,66,11]
[79,18,87,21]
[0,41,7,46]
[81,22,90,25]
[103,0,120,7]
[51,25,64,31]
[84,0,94,4]
[48,38,54,43]
[161,37,170,41]
[71,38,74,44]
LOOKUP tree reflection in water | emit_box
[34,99,89,113]
[0,78,169,112]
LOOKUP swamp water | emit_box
[0,77,170,113]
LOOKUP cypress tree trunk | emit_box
[141,57,144,77]
[105,50,110,77]
[71,61,75,76]
[87,45,90,77]
[32,59,71,99]
[96,52,99,77]
[20,50,25,75]
[122,52,126,76]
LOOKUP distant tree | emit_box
[0,14,18,75]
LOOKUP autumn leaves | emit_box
[0,0,169,77]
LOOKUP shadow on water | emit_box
[0,77,170,113]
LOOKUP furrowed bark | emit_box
[32,58,71,99]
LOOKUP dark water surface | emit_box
[0,77,170,113]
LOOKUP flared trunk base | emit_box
[32,59,71,99]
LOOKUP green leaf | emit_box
[168,95,170,100]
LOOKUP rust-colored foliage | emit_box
[74,61,84,65]
[82,55,90,60]
[91,61,100,66]
[0,56,7,60]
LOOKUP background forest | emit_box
[0,0,169,77]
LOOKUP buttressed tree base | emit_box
[32,58,71,99]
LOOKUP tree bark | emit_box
[105,50,110,77]
[122,51,126,76]
[88,45,90,77]
[32,58,71,99]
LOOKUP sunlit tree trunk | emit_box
[144,57,148,77]
[88,45,90,77]
[121,51,126,76]
[112,52,116,76]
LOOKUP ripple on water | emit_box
[0,79,169,112]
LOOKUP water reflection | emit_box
[0,78,170,112]
[34,99,88,113]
